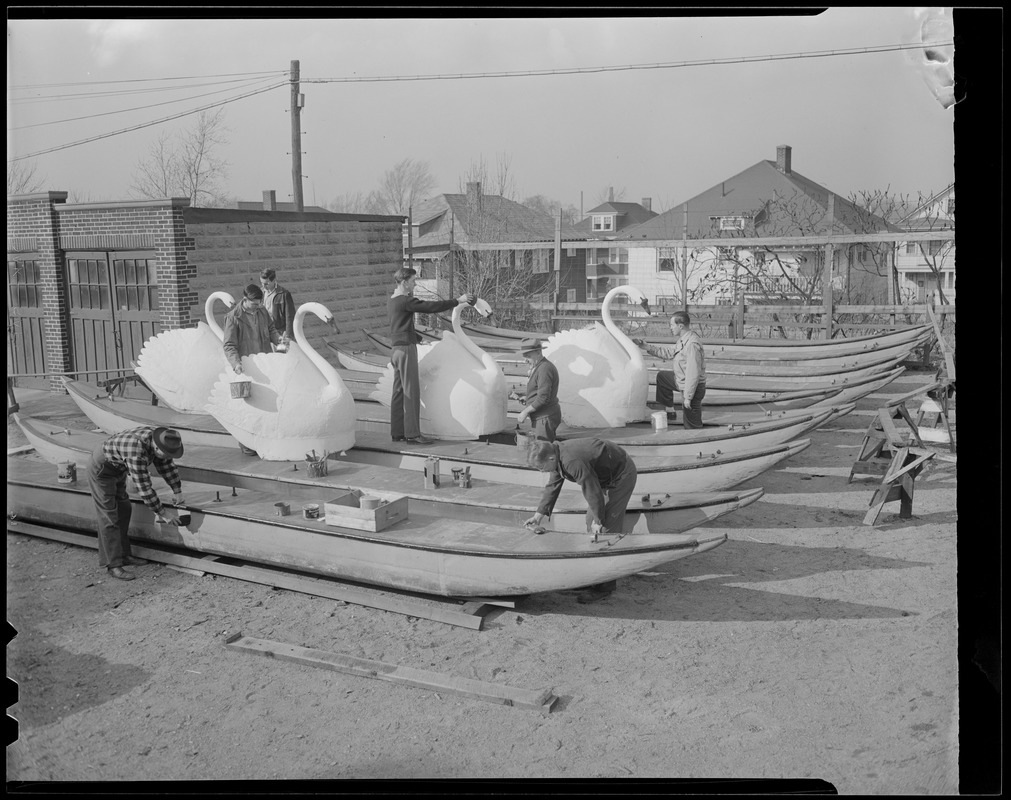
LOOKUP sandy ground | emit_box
[3,369,994,792]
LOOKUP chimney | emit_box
[776,145,792,174]
[262,190,277,211]
[608,186,614,202]
[641,197,652,212]
[466,182,481,207]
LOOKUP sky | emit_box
[8,9,958,213]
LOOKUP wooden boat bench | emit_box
[849,379,957,525]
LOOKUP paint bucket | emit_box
[57,461,77,484]
[305,459,328,478]
[230,379,252,399]
[177,512,191,528]
[651,411,668,432]
[359,496,381,510]
[302,503,320,520]
[423,457,440,489]
[274,502,290,517]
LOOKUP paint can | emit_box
[359,496,381,510]
[177,512,192,528]
[230,379,252,399]
[302,503,320,520]
[274,502,290,517]
[423,457,441,489]
[650,411,668,432]
[57,461,77,484]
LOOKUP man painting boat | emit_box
[640,311,708,429]
[522,435,638,602]
[87,427,185,581]
[515,337,562,442]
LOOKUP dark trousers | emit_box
[590,458,638,534]
[528,406,562,442]
[391,344,422,440]
[655,372,707,429]
[87,445,135,568]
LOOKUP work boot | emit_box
[107,566,135,581]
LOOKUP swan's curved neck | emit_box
[451,303,495,369]
[602,288,643,362]
[294,307,341,388]
[206,294,227,340]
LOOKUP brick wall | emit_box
[183,208,403,358]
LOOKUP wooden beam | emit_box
[224,633,558,714]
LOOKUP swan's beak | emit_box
[327,317,340,333]
[639,298,652,316]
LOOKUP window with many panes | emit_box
[7,259,42,308]
[658,246,679,272]
[608,247,628,264]
[532,250,551,274]
[592,215,614,232]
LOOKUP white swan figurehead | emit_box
[542,285,653,428]
[134,291,236,413]
[204,302,356,460]
[372,298,508,440]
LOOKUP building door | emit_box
[6,254,49,389]
[65,251,161,382]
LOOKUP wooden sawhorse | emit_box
[849,380,957,525]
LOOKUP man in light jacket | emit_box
[643,311,708,429]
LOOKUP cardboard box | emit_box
[324,490,409,532]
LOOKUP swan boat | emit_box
[331,431,812,495]
[13,416,763,536]
[328,340,906,392]
[133,290,236,412]
[7,455,729,598]
[65,377,843,458]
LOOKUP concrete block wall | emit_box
[184,209,404,360]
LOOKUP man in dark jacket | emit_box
[522,435,638,602]
[515,338,561,442]
[388,267,475,445]
[260,268,296,341]
[222,284,282,455]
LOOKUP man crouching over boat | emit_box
[87,427,186,581]
[522,434,637,602]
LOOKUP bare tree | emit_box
[374,158,436,215]
[325,190,385,214]
[522,194,580,226]
[459,153,517,200]
[6,158,46,195]
[130,109,230,206]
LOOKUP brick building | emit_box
[7,192,403,391]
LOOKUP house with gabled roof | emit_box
[893,183,955,304]
[618,145,902,305]
[405,182,588,302]
[571,193,658,300]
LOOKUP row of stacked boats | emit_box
[10,285,933,598]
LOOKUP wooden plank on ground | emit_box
[6,520,487,630]
[224,633,558,714]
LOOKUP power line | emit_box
[8,70,287,91]
[304,41,954,84]
[9,76,283,130]
[9,81,288,162]
[9,74,288,105]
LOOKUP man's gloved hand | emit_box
[232,363,243,374]
[172,493,186,507]
[465,293,478,306]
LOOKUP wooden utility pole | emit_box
[407,207,414,270]
[290,60,304,212]
[553,209,562,313]
[823,243,835,339]
[681,203,689,312]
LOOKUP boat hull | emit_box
[8,458,728,597]
[14,415,763,535]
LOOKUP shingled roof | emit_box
[620,145,902,240]
[411,183,583,248]
[572,200,658,235]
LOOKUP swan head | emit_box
[213,291,237,310]
[625,286,652,316]
[299,301,338,330]
[472,298,493,318]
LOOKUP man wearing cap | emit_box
[222,283,284,455]
[87,427,186,581]
[388,267,476,445]
[515,338,561,442]
[522,435,637,602]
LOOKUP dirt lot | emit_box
[3,370,988,792]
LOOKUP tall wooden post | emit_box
[290,60,304,212]
[407,207,414,270]
[681,203,689,312]
[823,243,834,339]
[553,209,562,314]
[448,213,455,300]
